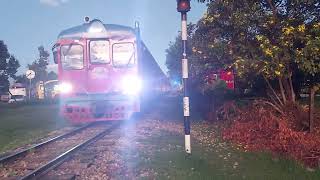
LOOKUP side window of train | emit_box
[90,40,110,64]
[60,44,84,70]
[112,43,135,67]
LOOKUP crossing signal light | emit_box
[177,0,191,13]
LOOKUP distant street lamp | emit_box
[177,0,191,154]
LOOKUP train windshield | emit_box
[61,44,84,70]
[112,43,135,67]
[90,40,110,64]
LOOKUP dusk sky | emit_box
[0,0,206,75]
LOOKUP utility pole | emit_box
[29,79,31,100]
[177,0,191,154]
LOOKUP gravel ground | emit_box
[44,112,186,180]
[0,123,113,178]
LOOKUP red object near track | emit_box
[206,70,235,90]
[219,70,235,90]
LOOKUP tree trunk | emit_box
[278,78,287,104]
[282,77,292,101]
[309,86,315,133]
[264,75,283,106]
[288,74,296,103]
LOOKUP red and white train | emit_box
[52,18,168,123]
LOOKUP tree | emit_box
[192,0,319,129]
[165,23,196,83]
[15,74,28,85]
[166,21,235,118]
[0,40,20,92]
[28,45,50,83]
[166,35,183,83]
[294,22,320,132]
[47,71,58,81]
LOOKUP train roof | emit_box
[58,19,136,40]
[57,19,167,80]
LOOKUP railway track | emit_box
[0,121,121,180]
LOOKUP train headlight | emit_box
[121,76,142,95]
[56,82,73,94]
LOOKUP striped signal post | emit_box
[177,0,191,154]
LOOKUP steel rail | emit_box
[0,122,95,164]
[20,121,121,180]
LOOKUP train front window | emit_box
[90,40,110,64]
[112,43,135,67]
[61,44,84,70]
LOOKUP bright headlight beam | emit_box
[57,82,73,94]
[121,76,142,95]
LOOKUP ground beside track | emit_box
[1,98,320,179]
[47,115,320,179]
[0,102,68,153]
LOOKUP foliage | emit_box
[194,0,319,101]
[165,21,236,117]
[295,23,320,76]
[186,0,320,128]
[165,23,196,83]
[223,102,320,168]
[15,74,28,85]
[27,45,50,83]
[166,1,320,127]
[165,35,183,82]
[47,71,58,81]
[0,40,20,92]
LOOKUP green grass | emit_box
[126,130,320,180]
[0,102,68,153]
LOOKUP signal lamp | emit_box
[177,0,191,13]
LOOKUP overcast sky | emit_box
[0,0,206,74]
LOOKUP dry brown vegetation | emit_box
[221,101,320,168]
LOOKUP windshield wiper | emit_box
[126,52,135,66]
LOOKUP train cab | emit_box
[52,19,141,123]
